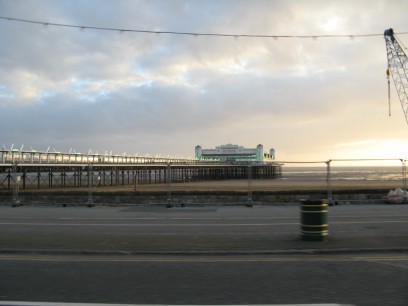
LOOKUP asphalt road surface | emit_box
[0,204,407,252]
[0,204,407,305]
[0,253,407,305]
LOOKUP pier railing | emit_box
[0,148,197,164]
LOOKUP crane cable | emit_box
[1,16,408,39]
[387,67,391,116]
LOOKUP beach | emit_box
[1,165,406,193]
[1,177,403,205]
[133,178,404,192]
[28,178,399,193]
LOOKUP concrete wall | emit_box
[0,189,390,206]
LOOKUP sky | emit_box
[1,0,408,165]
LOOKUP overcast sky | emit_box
[1,0,408,164]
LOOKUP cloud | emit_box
[1,0,408,161]
[335,140,378,148]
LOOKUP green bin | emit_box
[300,199,329,241]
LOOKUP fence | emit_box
[0,158,406,206]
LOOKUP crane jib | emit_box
[384,27,408,124]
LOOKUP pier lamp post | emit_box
[247,162,253,207]
[166,162,172,208]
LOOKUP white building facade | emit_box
[195,144,275,162]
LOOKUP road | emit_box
[0,204,407,252]
[0,204,407,305]
[0,253,407,305]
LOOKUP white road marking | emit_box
[0,220,407,227]
[0,254,406,263]
[0,302,354,306]
[0,222,297,226]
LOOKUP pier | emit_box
[0,149,282,191]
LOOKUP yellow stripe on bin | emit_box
[302,224,328,228]
[301,210,328,213]
[301,204,328,207]
[301,230,329,234]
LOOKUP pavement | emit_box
[0,204,407,256]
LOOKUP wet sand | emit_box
[135,179,403,192]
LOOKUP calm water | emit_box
[281,166,405,181]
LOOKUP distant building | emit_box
[195,144,275,162]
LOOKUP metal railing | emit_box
[1,158,406,206]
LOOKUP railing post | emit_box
[134,172,138,191]
[166,162,172,208]
[326,160,333,204]
[247,162,253,207]
[401,159,407,190]
[87,164,95,207]
[12,161,21,206]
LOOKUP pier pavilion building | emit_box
[195,144,275,162]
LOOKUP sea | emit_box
[280,166,406,182]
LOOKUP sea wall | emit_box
[0,189,391,206]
